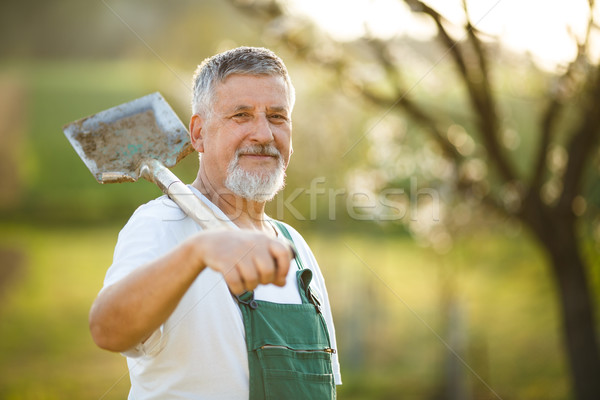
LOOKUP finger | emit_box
[225,270,245,295]
[254,252,276,285]
[237,261,259,292]
[274,237,296,259]
[270,240,292,286]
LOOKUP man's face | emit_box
[196,74,292,201]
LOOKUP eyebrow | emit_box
[232,105,254,113]
[268,106,288,114]
[231,105,289,114]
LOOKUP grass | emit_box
[0,224,130,399]
[0,222,586,399]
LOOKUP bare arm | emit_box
[89,229,292,352]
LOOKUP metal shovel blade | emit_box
[63,92,193,184]
[63,92,229,230]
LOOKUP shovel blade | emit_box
[63,92,193,184]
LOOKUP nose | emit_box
[249,113,274,143]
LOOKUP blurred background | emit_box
[0,0,599,399]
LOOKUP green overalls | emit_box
[235,221,336,400]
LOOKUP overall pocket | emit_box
[257,346,335,400]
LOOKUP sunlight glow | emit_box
[287,0,600,71]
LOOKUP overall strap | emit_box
[270,220,305,270]
[270,220,323,311]
[236,220,313,307]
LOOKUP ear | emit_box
[189,114,205,153]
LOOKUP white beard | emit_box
[225,144,286,202]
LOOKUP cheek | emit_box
[281,135,293,161]
[210,128,242,155]
[203,136,235,169]
[275,125,292,147]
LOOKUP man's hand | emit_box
[193,229,293,295]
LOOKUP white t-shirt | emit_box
[102,186,341,399]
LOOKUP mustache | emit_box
[236,144,281,158]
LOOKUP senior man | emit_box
[89,47,341,399]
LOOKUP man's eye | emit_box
[269,114,287,121]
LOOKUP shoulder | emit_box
[118,194,200,246]
[113,195,190,245]
[128,195,188,224]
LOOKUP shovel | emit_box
[63,92,229,230]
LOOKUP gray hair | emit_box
[191,47,296,117]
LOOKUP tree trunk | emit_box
[529,211,600,400]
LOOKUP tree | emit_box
[230,0,600,398]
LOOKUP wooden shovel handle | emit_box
[139,158,231,230]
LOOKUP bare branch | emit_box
[359,83,461,162]
[530,99,563,195]
[462,1,491,94]
[404,0,518,184]
[365,38,404,95]
[359,80,508,216]
[530,0,597,201]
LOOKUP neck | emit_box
[192,167,273,234]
